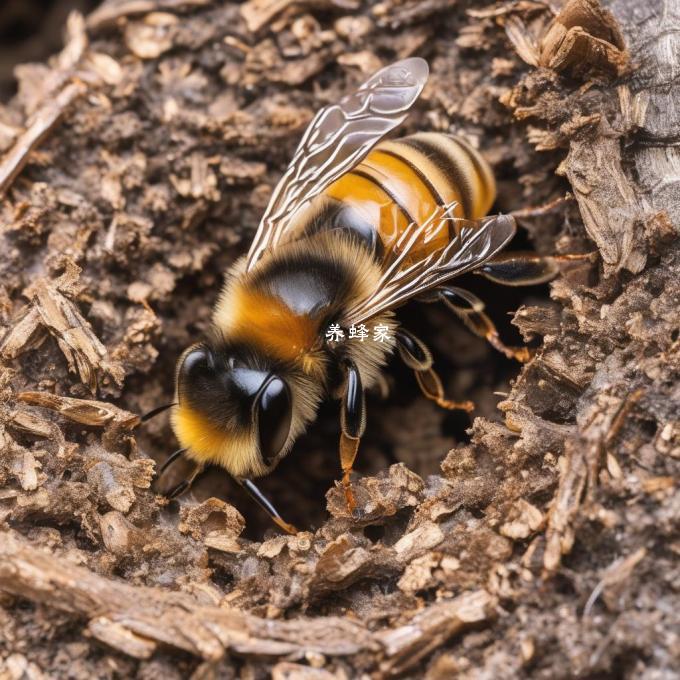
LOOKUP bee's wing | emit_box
[245,58,429,271]
[345,207,517,325]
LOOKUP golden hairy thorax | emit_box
[324,132,496,262]
[221,285,318,362]
[212,233,388,375]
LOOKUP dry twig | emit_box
[0,531,493,666]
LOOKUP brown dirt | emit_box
[0,0,678,678]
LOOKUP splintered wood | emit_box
[17,391,138,429]
[505,0,628,75]
[0,81,86,199]
[1,261,124,391]
[561,134,646,274]
[0,13,88,198]
[0,531,491,667]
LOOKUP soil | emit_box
[0,0,678,678]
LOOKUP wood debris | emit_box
[538,0,628,75]
[0,12,111,198]
[376,590,495,675]
[17,391,139,429]
[2,261,125,392]
[124,12,180,59]
[0,530,493,666]
[86,0,212,31]
[505,0,628,76]
[560,132,646,274]
[583,547,647,617]
[179,497,245,552]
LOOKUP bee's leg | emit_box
[510,194,573,220]
[237,478,298,535]
[395,328,474,412]
[167,473,197,500]
[339,358,365,513]
[420,286,531,363]
[166,458,204,499]
[157,447,192,497]
[475,251,595,287]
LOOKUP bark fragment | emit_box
[0,531,492,666]
[2,261,125,392]
[561,131,646,274]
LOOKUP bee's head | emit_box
[171,341,295,479]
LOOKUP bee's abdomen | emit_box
[324,133,496,256]
[385,133,496,219]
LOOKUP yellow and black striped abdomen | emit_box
[324,132,496,259]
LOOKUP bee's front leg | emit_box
[238,478,298,535]
[339,358,365,514]
[156,447,205,499]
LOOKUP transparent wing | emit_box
[245,57,429,270]
[345,207,517,325]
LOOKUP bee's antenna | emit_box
[141,402,177,422]
[158,447,188,477]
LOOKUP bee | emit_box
[151,59,565,533]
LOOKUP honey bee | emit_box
[151,59,564,533]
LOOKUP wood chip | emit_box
[7,262,125,391]
[377,590,495,675]
[17,392,138,429]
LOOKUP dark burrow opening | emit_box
[0,0,101,100]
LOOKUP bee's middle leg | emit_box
[395,328,474,413]
[339,358,365,513]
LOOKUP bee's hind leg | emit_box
[420,286,533,363]
[338,358,366,514]
[429,253,595,362]
[474,251,595,287]
[395,328,474,413]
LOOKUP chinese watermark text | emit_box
[325,323,392,343]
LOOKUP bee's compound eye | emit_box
[255,377,292,466]
[180,346,212,380]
